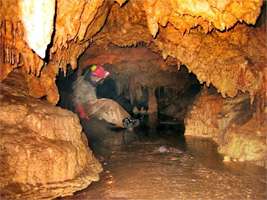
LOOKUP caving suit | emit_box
[72,67,139,129]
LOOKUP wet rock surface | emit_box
[218,117,267,165]
[61,135,267,200]
[0,71,102,200]
[185,88,267,167]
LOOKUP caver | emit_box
[72,64,140,129]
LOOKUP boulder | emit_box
[0,71,102,199]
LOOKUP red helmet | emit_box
[90,64,110,79]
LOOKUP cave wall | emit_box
[185,88,266,167]
[0,71,102,199]
[0,0,121,104]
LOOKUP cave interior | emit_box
[56,44,202,135]
[0,0,267,199]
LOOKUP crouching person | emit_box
[72,64,139,130]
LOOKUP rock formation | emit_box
[99,1,266,99]
[0,0,266,198]
[0,71,102,199]
[0,0,265,104]
[185,88,266,167]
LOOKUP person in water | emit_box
[72,64,139,129]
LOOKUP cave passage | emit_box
[55,45,266,200]
[56,45,202,147]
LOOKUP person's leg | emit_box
[90,98,140,129]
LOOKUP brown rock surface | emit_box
[0,71,102,199]
[185,88,225,140]
[0,0,265,198]
[79,45,189,88]
[0,0,113,104]
[97,0,266,99]
[218,117,267,165]
[185,88,266,167]
[142,0,263,36]
[153,24,266,98]
[0,0,265,104]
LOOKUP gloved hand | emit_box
[75,104,89,120]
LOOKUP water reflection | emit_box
[60,128,267,200]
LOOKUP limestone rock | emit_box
[143,0,263,35]
[185,88,224,140]
[0,71,102,199]
[218,117,267,166]
[153,24,266,99]
[0,0,110,104]
[185,88,266,167]
[0,0,264,104]
[20,0,56,58]
[98,0,266,100]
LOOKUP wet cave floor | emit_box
[61,127,267,200]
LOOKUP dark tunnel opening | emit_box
[55,46,203,154]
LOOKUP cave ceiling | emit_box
[0,0,266,104]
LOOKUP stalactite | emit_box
[142,0,263,36]
[20,0,56,59]
[0,0,111,104]
[0,0,265,104]
[0,20,21,80]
